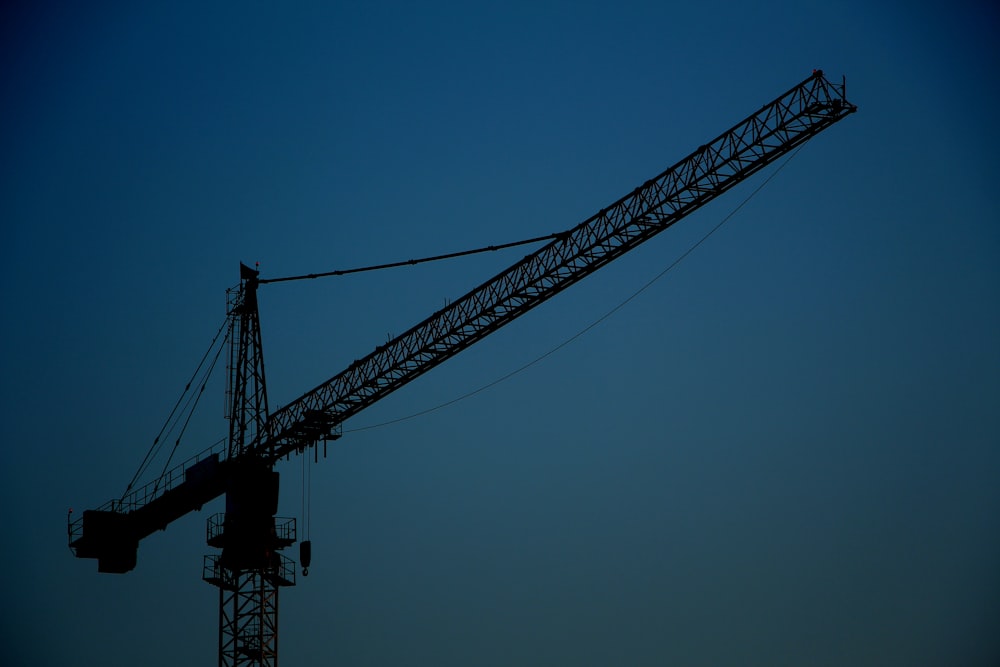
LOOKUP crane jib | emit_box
[69,70,856,575]
[261,70,856,463]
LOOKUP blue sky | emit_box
[2,2,999,665]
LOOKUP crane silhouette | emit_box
[70,70,856,666]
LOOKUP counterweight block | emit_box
[71,509,138,574]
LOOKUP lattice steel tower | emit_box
[203,264,296,667]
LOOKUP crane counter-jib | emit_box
[70,70,855,576]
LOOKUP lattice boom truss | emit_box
[260,71,856,463]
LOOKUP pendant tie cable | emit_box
[121,315,231,501]
[258,232,564,284]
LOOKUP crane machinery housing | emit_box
[69,70,856,666]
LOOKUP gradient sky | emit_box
[3,2,999,666]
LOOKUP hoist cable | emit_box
[300,449,311,541]
[345,147,802,435]
[257,233,564,285]
[306,452,312,540]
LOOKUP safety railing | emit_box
[68,437,229,545]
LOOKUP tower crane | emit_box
[69,70,856,666]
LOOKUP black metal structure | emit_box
[69,71,856,666]
[202,266,296,667]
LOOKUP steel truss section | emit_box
[207,268,293,666]
[228,265,271,460]
[260,70,856,462]
[217,566,280,667]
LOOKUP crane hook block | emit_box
[300,540,312,576]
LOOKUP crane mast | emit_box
[203,265,291,666]
[69,70,856,666]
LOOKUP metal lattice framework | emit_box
[204,267,294,667]
[211,567,281,667]
[227,267,271,459]
[260,70,856,463]
[69,69,856,666]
